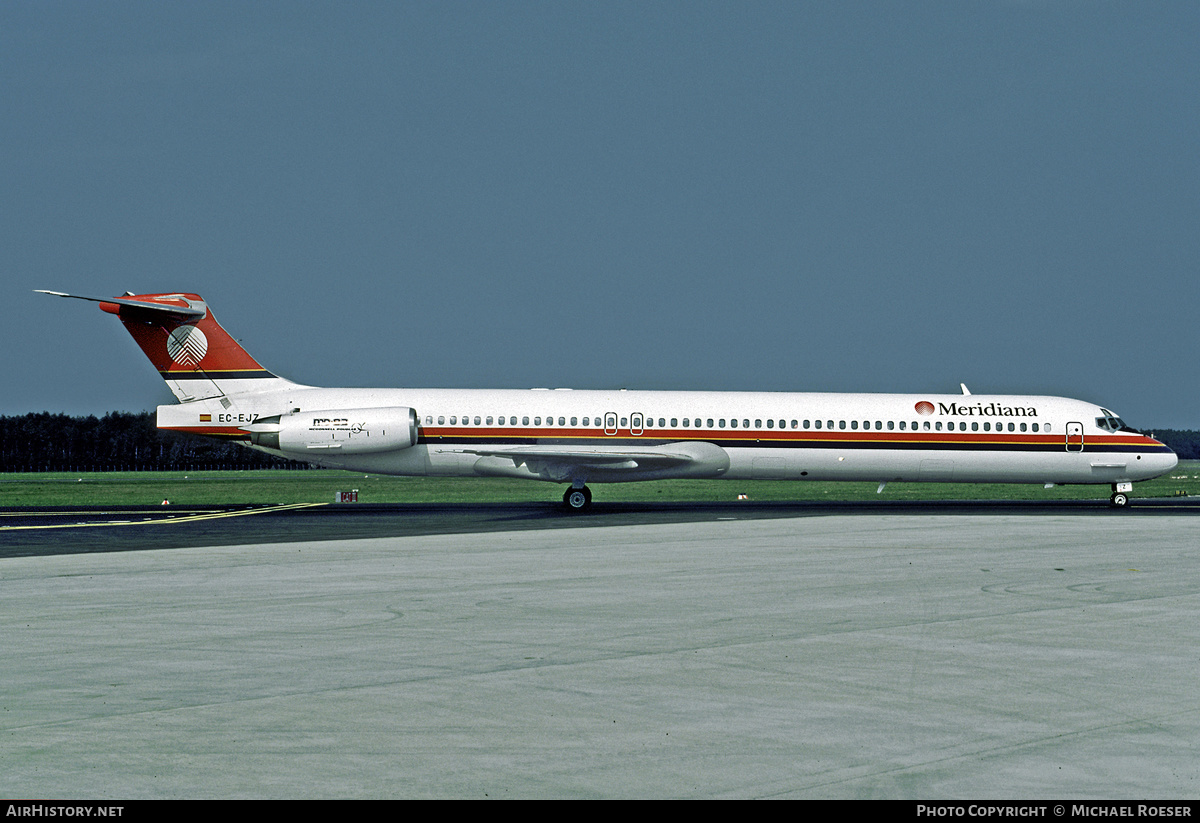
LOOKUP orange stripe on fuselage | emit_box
[159,426,250,438]
[418,426,1162,448]
[159,423,1165,451]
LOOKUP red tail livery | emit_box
[38,290,293,402]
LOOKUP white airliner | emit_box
[39,290,1177,509]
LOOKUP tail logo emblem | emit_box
[167,325,208,367]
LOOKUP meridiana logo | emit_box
[167,324,208,367]
[916,401,1040,417]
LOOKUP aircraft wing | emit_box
[450,441,730,481]
[460,445,694,470]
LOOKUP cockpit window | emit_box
[1096,410,1141,434]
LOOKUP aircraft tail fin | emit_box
[36,290,298,402]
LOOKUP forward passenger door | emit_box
[1066,422,1084,452]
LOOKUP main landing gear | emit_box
[1110,481,1132,508]
[563,485,592,511]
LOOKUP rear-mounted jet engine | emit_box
[247,407,418,455]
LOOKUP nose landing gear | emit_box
[1110,481,1133,507]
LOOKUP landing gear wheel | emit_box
[1110,492,1129,508]
[563,486,592,511]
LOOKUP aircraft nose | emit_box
[1148,443,1178,477]
[1163,448,1179,472]
[1128,439,1177,481]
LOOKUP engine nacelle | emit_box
[249,407,419,455]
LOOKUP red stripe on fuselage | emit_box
[418,426,1165,448]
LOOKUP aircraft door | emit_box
[604,412,618,436]
[1066,422,1084,452]
[630,413,643,436]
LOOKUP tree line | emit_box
[1,412,1197,473]
[1153,430,1200,461]
[0,412,311,472]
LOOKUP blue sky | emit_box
[5,2,1198,428]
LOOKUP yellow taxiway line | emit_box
[0,502,326,531]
